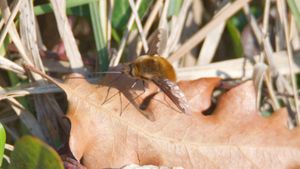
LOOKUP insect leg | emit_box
[121,79,143,112]
[101,74,123,105]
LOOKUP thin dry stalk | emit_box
[50,0,84,73]
[262,0,271,34]
[107,0,114,57]
[253,63,268,110]
[192,0,203,25]
[128,0,148,52]
[112,0,142,66]
[264,70,280,110]
[167,0,192,56]
[197,22,225,65]
[169,0,251,62]
[246,0,281,111]
[277,0,300,123]
[136,0,163,55]
[159,0,169,29]
[243,4,293,94]
[177,51,300,80]
[19,0,44,74]
[19,1,70,143]
[0,0,32,64]
[0,83,61,100]
[0,57,25,75]
[0,0,21,46]
[197,4,229,65]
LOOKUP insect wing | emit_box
[146,28,168,56]
[152,78,191,114]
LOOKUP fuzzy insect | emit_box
[121,29,191,115]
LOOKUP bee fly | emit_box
[120,29,191,115]
[63,28,191,116]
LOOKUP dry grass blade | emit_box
[5,96,46,140]
[128,0,148,52]
[111,0,142,66]
[262,0,271,34]
[0,0,21,47]
[264,69,281,111]
[197,3,228,65]
[136,0,163,56]
[144,0,163,34]
[243,5,277,72]
[169,0,251,62]
[24,65,70,144]
[0,57,25,75]
[177,51,300,80]
[167,0,192,56]
[0,0,32,64]
[244,2,300,127]
[50,0,84,73]
[19,0,70,144]
[158,0,169,29]
[277,0,300,123]
[197,20,225,65]
[243,4,295,118]
[19,0,44,74]
[252,63,268,110]
[33,94,70,145]
[0,83,61,101]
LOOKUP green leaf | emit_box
[229,6,261,31]
[66,4,90,17]
[112,0,153,33]
[10,136,64,169]
[138,0,154,20]
[0,123,5,167]
[112,0,130,33]
[167,0,182,17]
[226,19,243,58]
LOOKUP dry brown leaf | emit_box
[26,65,300,169]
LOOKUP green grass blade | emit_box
[0,123,5,167]
[34,0,98,15]
[89,1,109,71]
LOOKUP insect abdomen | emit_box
[132,55,176,81]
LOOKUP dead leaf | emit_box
[178,78,221,115]
[25,64,300,169]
